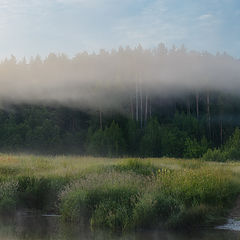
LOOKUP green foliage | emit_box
[184,137,209,158]
[59,190,88,222]
[161,168,237,207]
[161,127,187,157]
[86,121,126,157]
[1,101,240,158]
[60,186,139,231]
[166,204,209,228]
[0,181,18,214]
[203,128,240,162]
[224,128,240,160]
[132,192,181,228]
[0,155,238,231]
[0,166,20,176]
[17,177,51,209]
[115,158,158,176]
[0,106,89,154]
[154,167,238,228]
[59,160,239,231]
[86,128,105,156]
[59,171,142,230]
[202,148,227,162]
[90,188,138,231]
[17,176,69,211]
[126,120,139,155]
[140,118,161,157]
[104,121,126,157]
[173,112,204,138]
[26,119,61,152]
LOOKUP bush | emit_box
[59,171,144,229]
[217,127,240,161]
[17,176,69,210]
[59,190,88,222]
[86,121,126,157]
[90,188,138,231]
[202,149,227,162]
[224,128,240,160]
[132,192,181,229]
[60,185,139,230]
[160,167,238,207]
[167,204,209,229]
[161,127,187,158]
[184,137,208,158]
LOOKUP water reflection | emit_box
[0,214,240,240]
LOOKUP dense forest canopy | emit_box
[0,44,240,158]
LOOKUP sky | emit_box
[0,0,240,59]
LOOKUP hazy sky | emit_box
[0,0,240,59]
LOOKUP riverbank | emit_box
[0,154,239,231]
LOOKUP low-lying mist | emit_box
[0,44,239,112]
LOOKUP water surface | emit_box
[0,214,240,240]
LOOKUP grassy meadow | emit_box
[0,154,239,231]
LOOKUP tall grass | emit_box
[0,154,239,231]
[59,159,240,230]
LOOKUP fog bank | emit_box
[0,44,239,111]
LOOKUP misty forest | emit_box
[1,44,240,160]
[1,0,240,238]
[2,44,240,238]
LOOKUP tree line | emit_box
[0,44,240,158]
[1,89,240,159]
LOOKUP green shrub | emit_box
[131,166,237,229]
[86,121,126,157]
[184,137,208,158]
[161,127,187,158]
[60,185,139,230]
[225,147,240,161]
[222,127,240,161]
[202,148,227,162]
[161,168,237,207]
[155,167,238,228]
[60,190,88,222]
[17,176,69,210]
[59,170,144,229]
[132,192,181,229]
[90,187,138,231]
[91,200,130,231]
[131,193,156,228]
[167,204,209,229]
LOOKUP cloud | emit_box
[112,0,187,48]
[198,14,213,20]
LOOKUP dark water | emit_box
[0,214,240,240]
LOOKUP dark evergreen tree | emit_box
[140,118,161,157]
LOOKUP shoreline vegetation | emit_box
[0,154,239,232]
